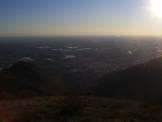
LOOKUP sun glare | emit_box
[149,0,162,18]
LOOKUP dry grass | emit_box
[0,96,161,122]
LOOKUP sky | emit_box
[0,0,162,37]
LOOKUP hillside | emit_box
[93,57,162,100]
[0,61,74,98]
[0,96,161,122]
[0,55,162,121]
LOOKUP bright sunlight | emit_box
[149,0,162,18]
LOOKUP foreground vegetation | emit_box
[0,96,161,122]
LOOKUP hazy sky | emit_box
[0,0,162,37]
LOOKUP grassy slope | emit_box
[0,97,161,122]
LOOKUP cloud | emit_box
[18,57,34,62]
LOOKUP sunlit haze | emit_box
[1,0,162,37]
[149,0,162,18]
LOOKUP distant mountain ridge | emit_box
[93,57,162,100]
[0,60,73,98]
[1,57,162,100]
[0,61,45,97]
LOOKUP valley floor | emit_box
[0,96,161,122]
